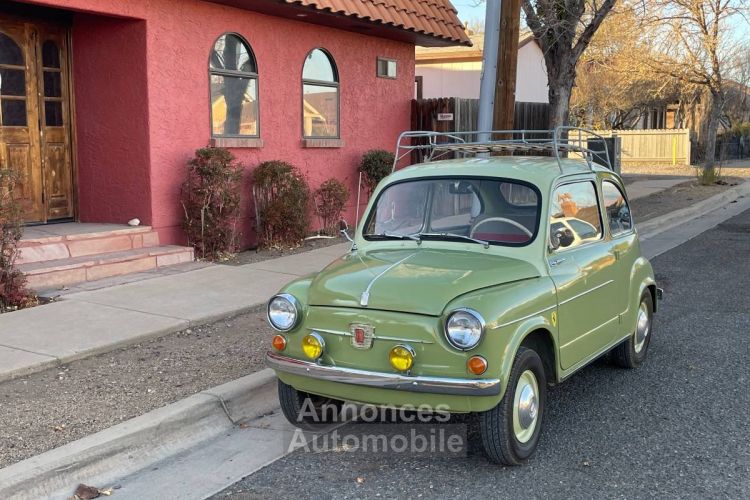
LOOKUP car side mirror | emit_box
[550,228,574,250]
[339,219,357,251]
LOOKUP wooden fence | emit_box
[411,98,691,166]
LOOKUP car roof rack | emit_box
[392,127,612,174]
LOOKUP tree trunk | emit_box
[702,91,722,173]
[548,78,574,130]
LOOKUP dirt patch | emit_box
[630,178,743,222]
[622,164,750,179]
[223,236,344,266]
[0,307,274,468]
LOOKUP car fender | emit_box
[626,256,657,330]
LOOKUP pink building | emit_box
[1,0,468,250]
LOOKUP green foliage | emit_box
[729,123,750,138]
[181,147,243,260]
[358,149,394,193]
[314,178,350,236]
[0,168,35,313]
[253,161,310,248]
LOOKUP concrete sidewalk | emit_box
[623,176,691,200]
[0,243,350,382]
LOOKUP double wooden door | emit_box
[0,18,74,222]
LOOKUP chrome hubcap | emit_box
[634,302,650,354]
[513,370,539,443]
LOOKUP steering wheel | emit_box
[470,217,533,238]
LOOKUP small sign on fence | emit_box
[437,113,453,121]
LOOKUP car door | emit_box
[547,179,621,370]
[601,178,637,338]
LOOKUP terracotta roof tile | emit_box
[283,0,471,46]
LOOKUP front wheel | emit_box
[277,380,343,430]
[612,291,653,369]
[479,347,546,465]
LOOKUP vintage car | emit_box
[265,130,660,465]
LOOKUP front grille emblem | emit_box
[350,323,374,349]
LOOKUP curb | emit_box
[0,368,278,500]
[638,180,749,240]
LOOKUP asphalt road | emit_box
[213,209,750,500]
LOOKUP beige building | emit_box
[415,32,549,103]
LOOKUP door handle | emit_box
[549,257,566,267]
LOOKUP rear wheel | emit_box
[612,291,653,369]
[278,380,343,430]
[479,347,546,465]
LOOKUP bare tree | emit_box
[521,0,618,128]
[645,0,748,175]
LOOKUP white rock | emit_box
[128,218,141,226]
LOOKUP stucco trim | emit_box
[210,137,264,148]
[302,138,345,148]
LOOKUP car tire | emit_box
[479,346,546,465]
[277,379,343,430]
[612,291,653,369]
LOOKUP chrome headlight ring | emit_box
[267,293,301,332]
[444,308,486,351]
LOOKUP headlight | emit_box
[444,308,485,350]
[267,293,300,331]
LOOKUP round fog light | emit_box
[301,333,324,360]
[389,345,415,372]
[467,355,488,375]
[272,334,287,351]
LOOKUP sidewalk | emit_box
[0,243,350,382]
[623,176,692,200]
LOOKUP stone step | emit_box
[19,246,195,290]
[18,226,160,265]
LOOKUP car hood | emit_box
[308,248,539,316]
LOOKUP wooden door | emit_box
[0,19,73,223]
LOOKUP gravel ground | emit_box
[224,236,343,266]
[213,209,750,499]
[630,178,742,222]
[0,306,274,468]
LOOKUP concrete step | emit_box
[18,225,160,265]
[19,246,195,290]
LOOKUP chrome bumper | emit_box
[265,351,501,396]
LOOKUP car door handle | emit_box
[549,257,566,267]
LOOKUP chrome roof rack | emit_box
[392,127,612,174]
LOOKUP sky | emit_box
[453,1,486,24]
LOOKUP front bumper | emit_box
[266,351,501,397]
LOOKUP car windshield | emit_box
[364,178,540,246]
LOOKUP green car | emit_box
[265,130,660,465]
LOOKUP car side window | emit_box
[549,181,603,250]
[602,180,633,236]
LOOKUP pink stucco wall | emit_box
[22,0,415,248]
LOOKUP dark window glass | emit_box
[43,71,62,97]
[1,99,27,126]
[0,68,26,96]
[210,34,256,73]
[209,34,258,138]
[377,58,396,78]
[0,33,23,66]
[602,180,633,236]
[549,181,602,249]
[42,41,60,68]
[302,49,339,138]
[44,101,63,126]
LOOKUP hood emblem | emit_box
[350,323,374,349]
[360,252,417,307]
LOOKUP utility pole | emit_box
[477,0,501,142]
[493,0,521,132]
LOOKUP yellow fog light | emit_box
[389,345,415,372]
[301,332,324,360]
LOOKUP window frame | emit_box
[376,57,397,79]
[548,179,605,254]
[208,32,260,139]
[601,179,635,238]
[301,48,340,140]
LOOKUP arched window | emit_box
[302,48,339,139]
[209,33,258,138]
[0,31,28,126]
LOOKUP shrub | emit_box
[0,168,35,313]
[181,147,243,260]
[253,161,310,248]
[358,149,394,193]
[314,178,350,236]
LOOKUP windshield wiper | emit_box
[365,232,421,242]
[417,232,490,248]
